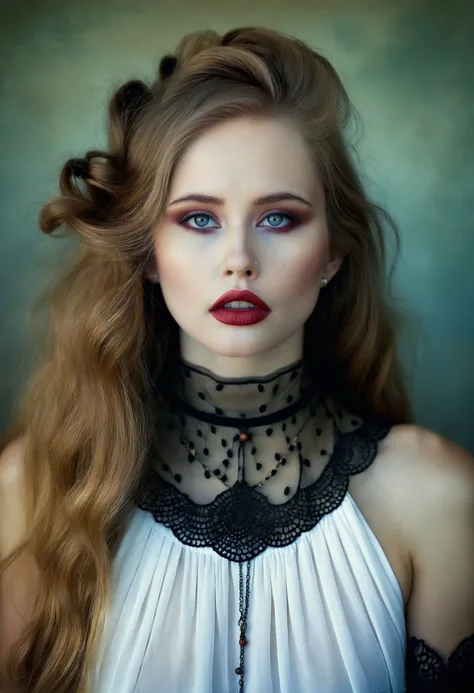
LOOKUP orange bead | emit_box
[239,431,248,442]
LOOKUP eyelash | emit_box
[178,211,300,233]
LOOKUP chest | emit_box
[97,507,407,693]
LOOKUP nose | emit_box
[222,258,258,279]
[221,234,259,280]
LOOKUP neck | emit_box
[178,330,304,380]
[175,358,309,420]
[151,356,338,506]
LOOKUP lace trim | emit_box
[134,421,391,562]
[406,634,474,692]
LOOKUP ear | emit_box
[324,253,344,282]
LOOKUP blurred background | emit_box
[0,0,473,451]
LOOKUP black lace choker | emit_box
[173,358,310,421]
[149,359,344,503]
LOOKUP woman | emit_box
[0,26,473,693]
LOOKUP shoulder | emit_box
[358,422,474,523]
[382,423,474,505]
[0,437,26,478]
[0,437,39,686]
[380,423,474,541]
[384,424,474,657]
[0,437,26,482]
[0,437,28,558]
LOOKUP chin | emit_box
[180,316,304,364]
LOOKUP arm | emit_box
[404,429,474,692]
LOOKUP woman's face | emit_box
[150,115,342,376]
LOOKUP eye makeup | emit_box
[167,207,312,233]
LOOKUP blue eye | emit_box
[260,212,298,231]
[179,213,217,231]
[178,210,299,232]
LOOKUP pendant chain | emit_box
[236,560,252,691]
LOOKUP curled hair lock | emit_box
[68,158,89,180]
[159,55,178,81]
[115,79,153,121]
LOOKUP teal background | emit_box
[1,0,473,451]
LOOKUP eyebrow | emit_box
[168,192,313,208]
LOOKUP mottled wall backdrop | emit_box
[1,0,473,450]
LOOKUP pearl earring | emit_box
[320,278,328,288]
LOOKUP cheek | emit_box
[277,245,327,301]
[154,237,197,300]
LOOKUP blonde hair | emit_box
[0,26,411,692]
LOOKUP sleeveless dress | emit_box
[91,422,407,693]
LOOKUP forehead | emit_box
[168,116,320,200]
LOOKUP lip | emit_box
[209,289,271,327]
[210,290,270,312]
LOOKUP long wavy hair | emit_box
[0,26,412,693]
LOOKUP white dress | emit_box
[91,491,406,693]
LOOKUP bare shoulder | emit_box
[0,437,30,559]
[383,424,474,657]
[0,437,26,479]
[378,423,474,537]
[351,422,473,523]
[382,423,474,501]
[0,437,39,689]
[347,422,472,607]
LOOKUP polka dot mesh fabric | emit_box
[136,359,391,560]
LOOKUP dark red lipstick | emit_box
[209,290,271,326]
